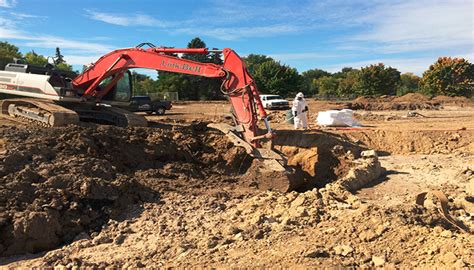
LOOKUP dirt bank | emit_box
[0,122,376,258]
[0,117,472,268]
[0,123,253,257]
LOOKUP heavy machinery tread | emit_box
[70,105,148,127]
[0,98,79,127]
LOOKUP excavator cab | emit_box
[100,71,133,103]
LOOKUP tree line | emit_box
[1,39,473,100]
[130,39,474,100]
[0,41,73,73]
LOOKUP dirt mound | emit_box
[15,158,471,269]
[347,94,441,111]
[2,123,472,268]
[347,101,441,111]
[18,153,390,269]
[353,96,394,103]
[393,93,430,103]
[432,95,473,105]
[0,123,251,256]
[343,129,474,155]
[0,123,377,258]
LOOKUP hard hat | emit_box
[296,92,304,98]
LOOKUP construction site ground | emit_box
[1,95,473,268]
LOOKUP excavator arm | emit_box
[72,46,271,146]
[0,43,299,191]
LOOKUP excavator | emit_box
[0,43,301,192]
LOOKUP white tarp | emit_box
[316,109,359,127]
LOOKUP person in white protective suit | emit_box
[292,92,308,129]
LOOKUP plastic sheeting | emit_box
[316,109,359,127]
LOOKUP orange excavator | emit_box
[0,43,299,191]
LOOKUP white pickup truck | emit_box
[260,94,290,110]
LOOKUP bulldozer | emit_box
[0,43,301,192]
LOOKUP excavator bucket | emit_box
[208,123,303,192]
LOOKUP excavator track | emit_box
[70,105,148,127]
[0,99,79,127]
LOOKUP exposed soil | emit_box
[0,121,376,260]
[0,123,254,257]
[346,100,442,111]
[346,93,474,111]
[1,99,473,269]
[432,95,473,106]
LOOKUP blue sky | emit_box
[0,0,472,77]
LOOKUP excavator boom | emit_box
[72,46,270,146]
[0,43,299,191]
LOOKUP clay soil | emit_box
[0,96,473,269]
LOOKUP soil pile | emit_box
[0,123,374,258]
[347,94,441,110]
[19,154,472,269]
[432,95,473,106]
[344,129,474,155]
[392,93,430,103]
[0,123,250,256]
[22,153,394,269]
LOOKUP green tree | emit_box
[155,37,224,100]
[332,67,356,79]
[337,69,360,97]
[397,72,420,96]
[243,54,273,74]
[55,62,74,72]
[420,57,474,97]
[314,76,339,97]
[54,47,65,64]
[301,68,331,96]
[354,63,401,96]
[132,71,152,95]
[182,37,223,99]
[137,77,157,95]
[0,41,22,69]
[252,59,302,97]
[156,72,191,96]
[24,50,48,66]
[182,37,209,63]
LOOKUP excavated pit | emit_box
[273,130,369,191]
[0,123,255,257]
[2,118,472,269]
[0,123,387,258]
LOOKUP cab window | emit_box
[115,72,132,102]
[99,72,132,102]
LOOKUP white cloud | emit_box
[346,0,474,54]
[10,12,46,19]
[63,55,103,66]
[85,9,169,27]
[269,52,342,61]
[0,16,23,38]
[23,36,114,54]
[176,24,301,41]
[84,7,305,40]
[0,0,16,8]
[0,13,115,67]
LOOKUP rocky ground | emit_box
[0,97,473,269]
